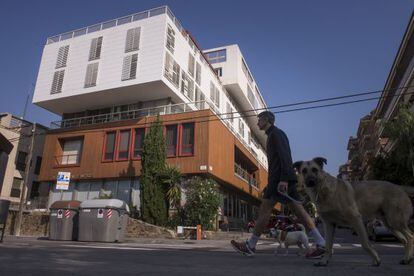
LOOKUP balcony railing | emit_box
[50,101,208,129]
[234,163,259,188]
[50,100,266,170]
[46,6,178,44]
[55,154,81,166]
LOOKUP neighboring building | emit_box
[342,12,414,180]
[0,113,48,208]
[33,6,269,228]
[0,133,13,187]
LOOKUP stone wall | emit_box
[3,210,176,239]
[125,218,176,239]
[5,210,49,237]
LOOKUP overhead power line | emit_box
[6,85,414,144]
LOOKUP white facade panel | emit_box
[33,14,168,109]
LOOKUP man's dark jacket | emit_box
[265,125,297,190]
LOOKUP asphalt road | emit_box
[0,230,413,276]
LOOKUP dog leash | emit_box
[278,188,303,204]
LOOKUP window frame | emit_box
[179,123,195,157]
[164,124,179,157]
[115,129,131,161]
[102,131,117,162]
[56,136,84,168]
[131,128,146,160]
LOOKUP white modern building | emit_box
[33,6,271,228]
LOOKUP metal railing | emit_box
[50,101,208,129]
[55,154,81,166]
[46,6,175,44]
[234,163,259,188]
[50,99,266,169]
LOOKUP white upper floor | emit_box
[33,6,269,167]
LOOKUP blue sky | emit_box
[0,0,413,175]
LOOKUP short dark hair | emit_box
[258,111,275,125]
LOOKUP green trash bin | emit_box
[78,199,130,242]
[49,200,81,241]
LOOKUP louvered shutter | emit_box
[122,54,138,80]
[89,37,103,60]
[51,70,64,94]
[56,45,69,68]
[121,56,132,80]
[125,27,140,53]
[130,54,138,79]
[85,63,99,87]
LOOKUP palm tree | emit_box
[161,165,182,210]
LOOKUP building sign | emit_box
[56,172,71,190]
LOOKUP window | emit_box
[164,53,180,87]
[55,45,69,68]
[121,53,138,81]
[204,49,226,64]
[60,138,83,165]
[103,132,116,161]
[125,27,140,52]
[132,128,145,159]
[195,62,201,85]
[188,54,195,77]
[51,70,64,94]
[226,103,234,123]
[214,67,223,77]
[166,25,175,53]
[84,62,99,87]
[16,151,27,171]
[210,82,220,108]
[242,58,253,84]
[10,177,22,198]
[34,156,42,175]
[180,123,194,156]
[117,130,131,160]
[239,120,245,138]
[89,36,103,61]
[30,181,40,199]
[195,87,205,109]
[187,78,194,100]
[181,71,191,97]
[247,84,258,109]
[166,125,178,156]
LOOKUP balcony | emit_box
[51,101,208,129]
[234,163,259,189]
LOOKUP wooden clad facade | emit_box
[39,110,268,202]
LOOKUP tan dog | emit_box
[293,157,414,267]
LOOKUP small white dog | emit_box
[273,227,310,256]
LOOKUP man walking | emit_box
[231,111,325,258]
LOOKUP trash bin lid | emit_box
[50,200,81,210]
[80,199,129,212]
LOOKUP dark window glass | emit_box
[181,123,194,155]
[117,130,131,160]
[104,132,116,161]
[30,181,40,199]
[133,128,145,158]
[166,125,178,156]
[16,151,27,171]
[34,156,42,175]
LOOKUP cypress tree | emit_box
[140,116,168,225]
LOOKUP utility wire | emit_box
[7,86,414,143]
